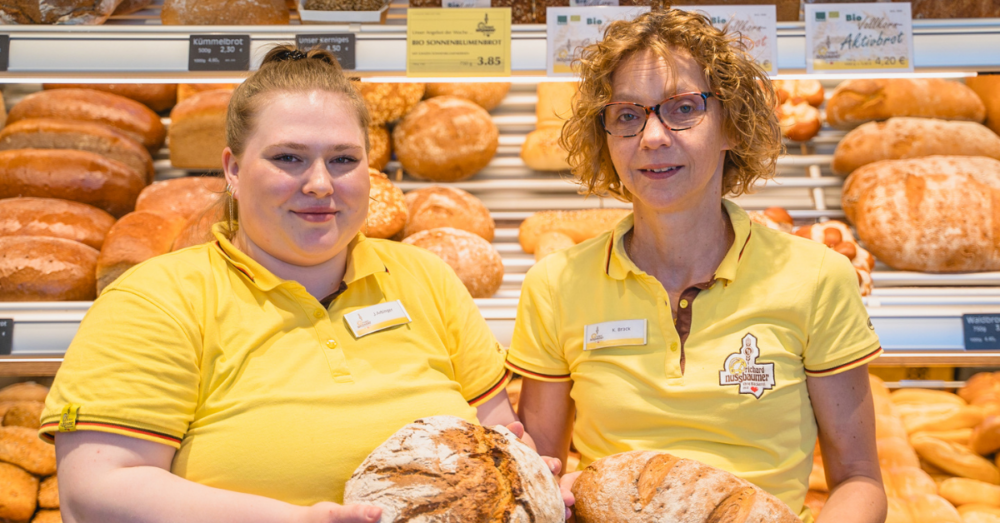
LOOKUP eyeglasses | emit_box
[600,92,714,138]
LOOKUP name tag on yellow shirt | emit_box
[584,319,647,351]
[345,300,411,338]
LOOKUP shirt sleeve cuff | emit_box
[38,415,184,449]
[804,345,883,377]
[504,357,571,383]
[467,368,514,407]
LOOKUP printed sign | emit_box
[0,318,10,355]
[675,5,777,74]
[297,34,356,70]
[547,6,649,76]
[443,0,491,7]
[0,36,9,72]
[719,333,775,399]
[963,314,1000,351]
[805,2,914,74]
[407,8,511,77]
[583,319,647,351]
[344,300,412,338]
[189,35,250,71]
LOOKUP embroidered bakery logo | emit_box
[476,13,496,37]
[719,333,775,399]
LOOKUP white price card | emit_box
[805,2,914,74]
[674,5,777,75]
[547,6,650,76]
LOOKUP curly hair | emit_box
[560,9,782,200]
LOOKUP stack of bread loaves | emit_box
[0,382,61,523]
[521,82,577,171]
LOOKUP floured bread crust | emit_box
[392,96,499,182]
[402,227,503,298]
[367,169,407,239]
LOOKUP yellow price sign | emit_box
[406,8,511,77]
[804,2,914,74]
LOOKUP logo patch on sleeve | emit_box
[719,333,775,399]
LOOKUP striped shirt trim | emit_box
[468,368,514,406]
[39,420,183,445]
[805,346,883,377]
[505,360,571,381]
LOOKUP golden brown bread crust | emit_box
[393,96,499,182]
[521,123,571,171]
[939,477,1000,506]
[37,475,58,509]
[0,461,38,522]
[877,436,921,469]
[424,82,512,111]
[534,231,575,261]
[403,186,495,241]
[0,118,155,183]
[882,466,937,499]
[518,209,630,254]
[908,0,1000,18]
[972,417,1000,455]
[8,88,166,153]
[0,197,116,250]
[177,83,239,102]
[135,176,225,221]
[161,0,289,24]
[32,509,63,523]
[368,125,391,171]
[366,169,406,239]
[961,372,1000,405]
[402,227,503,298]
[826,79,986,129]
[1,401,43,429]
[355,82,426,125]
[43,83,178,113]
[911,433,1000,484]
[536,82,578,124]
[776,101,821,142]
[773,79,824,107]
[967,76,1000,137]
[0,0,117,23]
[0,426,57,476]
[172,203,224,251]
[97,211,187,294]
[168,89,233,170]
[0,236,99,301]
[0,383,49,402]
[0,149,145,218]
[112,0,154,16]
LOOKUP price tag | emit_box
[406,8,511,77]
[296,34,356,70]
[189,35,250,72]
[805,2,914,74]
[962,314,1000,351]
[675,5,777,75]
[0,36,9,72]
[0,319,11,355]
[547,6,649,76]
[443,0,490,7]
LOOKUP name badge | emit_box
[584,319,647,351]
[345,300,411,338]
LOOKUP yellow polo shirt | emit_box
[506,200,881,520]
[41,225,510,505]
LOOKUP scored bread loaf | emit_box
[967,76,1000,137]
[393,96,499,182]
[402,186,495,241]
[424,82,512,111]
[911,433,1000,484]
[0,426,57,476]
[826,79,986,129]
[368,124,391,171]
[134,176,225,222]
[842,156,1000,272]
[0,197,115,250]
[403,227,503,298]
[343,416,563,523]
[572,451,799,523]
[43,83,177,112]
[161,0,289,23]
[8,88,167,153]
[521,123,571,171]
[0,0,117,24]
[96,211,188,294]
[2,401,43,429]
[366,169,407,239]
[355,82,426,126]
[0,462,38,522]
[0,236,99,301]
[519,209,630,254]
[168,89,233,170]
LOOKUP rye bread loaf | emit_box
[842,156,1000,272]
[97,211,187,294]
[43,83,177,113]
[967,76,1000,137]
[402,186,494,241]
[393,96,499,182]
[518,209,630,254]
[0,118,155,183]
[0,0,118,24]
[572,451,799,523]
[343,416,563,523]
[0,197,116,250]
[424,82,512,111]
[826,79,986,129]
[134,176,225,221]
[172,203,225,251]
[367,169,406,239]
[161,0,289,24]
[0,236,98,301]
[355,82,426,126]
[0,149,145,218]
[178,83,239,103]
[168,89,233,170]
[403,227,503,298]
[7,88,167,153]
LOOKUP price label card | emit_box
[443,0,490,7]
[547,6,649,76]
[297,34,356,70]
[675,5,777,75]
[407,8,511,77]
[0,36,9,72]
[805,2,914,74]
[0,318,11,355]
[963,314,1000,351]
[189,35,250,72]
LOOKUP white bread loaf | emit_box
[402,186,494,241]
[402,227,503,298]
[826,79,986,129]
[367,169,406,239]
[393,96,499,182]
[0,236,99,301]
[343,416,563,523]
[0,197,115,250]
[168,89,232,170]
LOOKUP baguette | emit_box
[0,197,115,250]
[519,209,630,254]
[967,76,1000,137]
[826,79,986,129]
[878,436,921,469]
[0,236,99,301]
[941,477,1000,507]
[97,211,187,294]
[134,176,225,221]
[43,83,177,113]
[900,405,984,434]
[911,434,1000,484]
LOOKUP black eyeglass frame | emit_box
[599,91,715,138]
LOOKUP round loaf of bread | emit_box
[43,83,178,113]
[356,82,426,125]
[97,211,188,294]
[367,169,406,239]
[0,197,116,250]
[402,227,503,298]
[368,124,391,171]
[0,236,99,301]
[393,97,499,182]
[521,123,570,171]
[424,82,511,111]
[135,176,226,221]
[172,203,226,251]
[403,186,494,241]
[572,451,799,523]
[344,416,563,523]
[776,101,821,142]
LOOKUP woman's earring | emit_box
[226,184,236,232]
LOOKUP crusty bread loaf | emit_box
[773,79,824,107]
[882,466,937,499]
[368,124,391,171]
[168,89,232,170]
[0,426,56,476]
[902,494,962,523]
[403,227,503,298]
[518,209,630,254]
[0,149,145,218]
[913,428,973,446]
[521,123,571,171]
[962,372,1000,405]
[178,83,239,103]
[967,76,1000,137]
[111,0,153,16]
[343,416,563,523]
[878,437,921,469]
[32,509,62,523]
[892,388,968,407]
[367,169,406,239]
[43,83,177,112]
[37,476,58,509]
[0,461,38,522]
[832,118,1000,175]
[355,82,426,126]
[826,79,986,129]
[97,211,187,294]
[134,176,225,221]
[424,82,511,111]
[902,405,985,435]
[393,96,499,182]
[402,186,494,241]
[908,0,1000,18]
[842,156,1000,272]
[2,401,43,429]
[0,0,117,24]
[777,101,821,142]
[572,451,799,523]
[0,382,49,402]
[0,236,99,301]
[0,118,155,183]
[535,231,575,261]
[172,203,224,251]
[912,433,1000,484]
[0,197,115,250]
[536,82,578,124]
[161,0,289,23]
[8,88,167,153]
[940,477,1000,507]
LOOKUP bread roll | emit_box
[842,156,1000,272]
[536,82,578,124]
[97,211,187,294]
[519,209,630,254]
[535,231,576,261]
[773,79,824,107]
[393,96,499,182]
[32,510,62,523]
[0,426,56,476]
[833,118,1000,175]
[521,123,571,171]
[403,227,503,298]
[940,477,1000,506]
[0,383,49,402]
[908,494,963,523]
[168,89,232,170]
[355,82,426,126]
[962,373,1000,405]
[879,436,921,469]
[571,451,799,523]
[2,401,43,429]
[0,0,117,24]
[135,176,225,221]
[974,417,1000,456]
[424,82,511,111]
[0,461,38,522]
[177,83,239,103]
[368,124,391,171]
[343,416,563,523]
[826,79,986,129]
[161,0,289,23]
[912,434,1000,484]
[777,101,822,142]
[967,76,1000,137]
[747,207,794,234]
[43,83,178,112]
[402,186,494,241]
[366,169,406,239]
[8,88,167,153]
[0,118,155,183]
[0,236,99,301]
[38,475,58,509]
[0,197,115,250]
